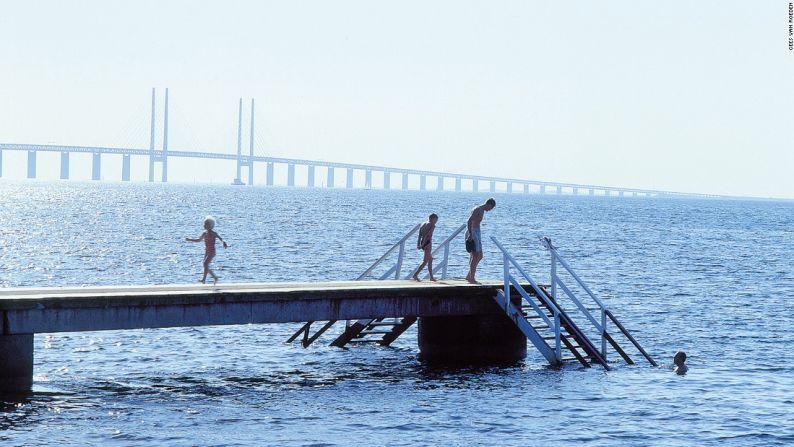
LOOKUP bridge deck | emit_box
[0,280,506,334]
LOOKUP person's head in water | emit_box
[429,213,438,224]
[673,351,688,375]
[485,198,496,211]
[204,216,216,231]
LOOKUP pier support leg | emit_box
[490,181,496,193]
[266,163,274,186]
[402,173,408,190]
[524,184,529,194]
[384,171,390,190]
[418,315,526,363]
[346,168,354,189]
[122,155,131,181]
[365,170,372,189]
[0,334,33,394]
[92,153,101,181]
[27,151,36,179]
[327,167,334,188]
[507,182,513,193]
[455,177,462,192]
[473,179,479,192]
[287,164,295,187]
[60,152,70,180]
[420,175,426,191]
[308,165,315,187]
[436,176,444,191]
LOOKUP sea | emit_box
[1,181,793,446]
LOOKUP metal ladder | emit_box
[287,224,466,348]
[491,236,657,369]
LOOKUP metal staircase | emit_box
[287,224,466,348]
[491,236,657,369]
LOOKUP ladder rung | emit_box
[359,330,393,335]
[347,339,381,343]
[366,322,400,327]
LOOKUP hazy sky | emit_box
[0,1,792,198]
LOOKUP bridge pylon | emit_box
[148,88,169,182]
[234,98,255,185]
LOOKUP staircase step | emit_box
[347,338,381,343]
[366,322,400,327]
[360,330,394,335]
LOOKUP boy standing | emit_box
[413,213,438,281]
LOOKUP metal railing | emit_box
[356,224,421,280]
[541,237,657,366]
[491,237,564,364]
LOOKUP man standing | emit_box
[465,198,496,284]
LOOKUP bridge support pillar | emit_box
[383,171,390,190]
[418,315,526,364]
[122,155,131,181]
[490,181,496,193]
[308,165,315,187]
[589,188,595,196]
[0,149,3,177]
[287,164,295,187]
[473,179,479,192]
[507,182,513,193]
[60,152,70,180]
[402,173,408,190]
[365,170,372,189]
[27,151,36,179]
[266,163,274,186]
[556,186,562,195]
[455,177,461,192]
[436,176,444,191]
[619,191,625,197]
[0,334,33,394]
[573,187,579,195]
[327,167,334,188]
[92,153,101,181]
[540,185,545,194]
[523,184,529,194]
[420,175,426,191]
[346,169,354,188]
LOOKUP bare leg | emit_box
[428,259,436,281]
[412,261,426,281]
[468,252,483,284]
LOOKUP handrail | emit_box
[491,236,563,362]
[356,224,420,280]
[406,224,466,280]
[542,236,656,366]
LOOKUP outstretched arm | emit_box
[216,233,229,248]
[186,232,206,243]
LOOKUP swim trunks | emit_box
[471,228,482,253]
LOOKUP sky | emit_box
[0,1,792,198]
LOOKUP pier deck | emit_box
[0,280,506,335]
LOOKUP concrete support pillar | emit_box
[418,315,526,363]
[436,176,444,191]
[455,177,462,192]
[604,190,610,197]
[556,186,562,195]
[308,165,315,187]
[490,181,496,193]
[524,184,529,194]
[383,171,390,190]
[327,167,335,188]
[420,175,426,191]
[507,182,513,193]
[266,162,274,186]
[346,168,354,188]
[60,152,70,180]
[540,185,546,194]
[402,173,409,190]
[92,153,101,181]
[122,155,131,182]
[619,191,625,197]
[473,179,479,192]
[27,151,36,179]
[0,149,3,177]
[589,188,595,196]
[365,170,372,189]
[573,187,579,195]
[287,164,295,187]
[0,334,34,394]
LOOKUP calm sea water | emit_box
[1,182,793,446]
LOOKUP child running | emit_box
[413,213,438,281]
[186,215,228,284]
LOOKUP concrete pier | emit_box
[287,163,295,187]
[267,162,274,186]
[402,173,409,190]
[0,280,520,393]
[420,175,426,191]
[327,167,335,188]
[122,155,131,181]
[27,150,36,179]
[92,153,101,180]
[60,152,70,180]
[308,165,315,187]
[347,168,354,188]
[384,171,390,190]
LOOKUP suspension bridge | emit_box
[0,88,714,198]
